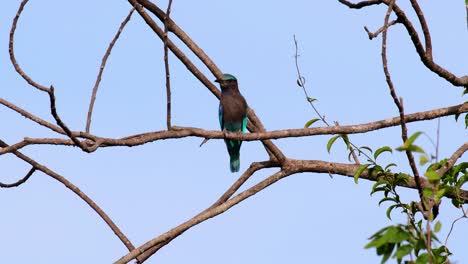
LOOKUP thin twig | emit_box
[163,0,173,130]
[49,87,93,152]
[444,207,467,248]
[9,0,50,93]
[0,167,35,188]
[86,8,135,133]
[364,19,398,40]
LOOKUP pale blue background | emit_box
[0,1,467,263]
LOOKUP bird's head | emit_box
[215,73,238,90]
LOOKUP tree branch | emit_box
[9,0,51,93]
[86,7,135,133]
[437,143,468,177]
[127,0,286,163]
[339,0,468,87]
[0,139,136,253]
[1,103,466,155]
[0,166,35,188]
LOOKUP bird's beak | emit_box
[214,79,220,83]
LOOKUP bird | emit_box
[215,73,248,173]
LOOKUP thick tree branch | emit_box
[1,103,466,155]
[115,157,468,263]
[135,160,277,262]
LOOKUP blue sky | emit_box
[1,1,467,263]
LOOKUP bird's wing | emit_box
[218,104,224,130]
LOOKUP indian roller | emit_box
[215,73,248,173]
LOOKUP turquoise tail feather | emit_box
[229,151,240,172]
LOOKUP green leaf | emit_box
[434,221,442,233]
[378,197,395,206]
[354,164,370,184]
[360,146,373,152]
[435,188,446,202]
[341,134,351,150]
[384,163,397,171]
[455,113,461,121]
[406,145,426,153]
[371,180,390,195]
[307,97,316,102]
[304,118,320,128]
[386,204,397,220]
[326,135,341,153]
[415,253,428,264]
[392,244,413,259]
[406,131,423,146]
[419,155,429,166]
[465,113,468,128]
[456,174,468,189]
[423,188,434,198]
[425,170,441,183]
[374,146,393,160]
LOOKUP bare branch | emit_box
[9,0,51,93]
[163,0,173,130]
[337,0,382,9]
[0,139,136,253]
[116,157,468,263]
[381,0,425,207]
[339,0,468,87]
[364,19,398,40]
[0,167,35,188]
[86,8,135,133]
[48,86,93,152]
[1,103,466,155]
[437,143,468,177]
[0,98,63,134]
[408,0,432,59]
[136,160,277,262]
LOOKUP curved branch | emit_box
[339,0,468,87]
[9,0,51,93]
[0,139,136,253]
[0,166,35,188]
[86,8,135,133]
